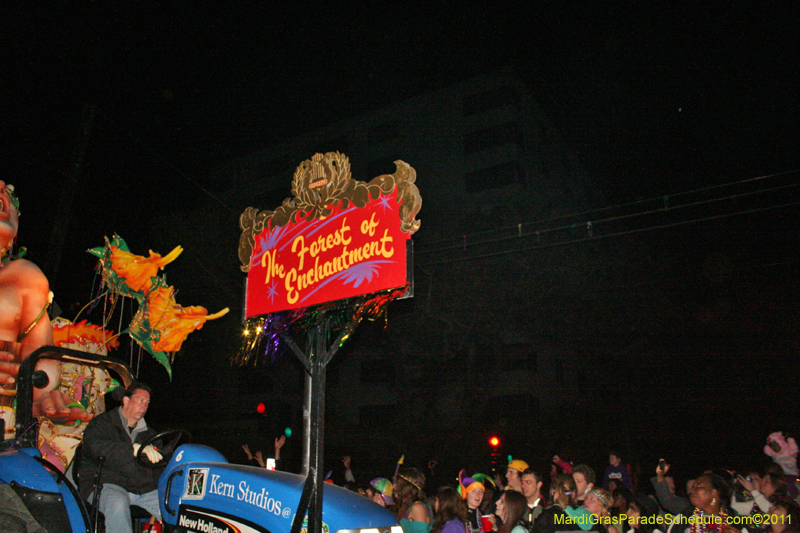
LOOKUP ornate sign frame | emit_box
[239,152,421,317]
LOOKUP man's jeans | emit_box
[93,483,160,533]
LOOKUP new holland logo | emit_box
[185,468,210,500]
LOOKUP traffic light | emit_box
[256,402,266,415]
[488,435,501,473]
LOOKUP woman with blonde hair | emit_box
[583,488,618,533]
[534,474,582,533]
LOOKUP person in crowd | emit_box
[767,495,800,533]
[459,471,490,533]
[394,467,432,533]
[78,382,163,533]
[432,487,469,533]
[574,465,597,506]
[552,455,574,478]
[505,460,530,493]
[0,483,46,532]
[760,470,789,500]
[342,455,356,484]
[626,494,662,533]
[611,487,633,520]
[534,473,583,533]
[482,485,497,515]
[428,460,440,492]
[686,480,696,495]
[764,432,798,498]
[583,488,618,533]
[495,490,529,533]
[242,443,262,466]
[273,435,286,468]
[368,477,394,507]
[733,472,774,516]
[241,434,286,469]
[665,476,678,498]
[665,473,732,533]
[521,468,546,525]
[652,460,692,515]
[604,452,632,491]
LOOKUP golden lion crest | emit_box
[239,152,420,272]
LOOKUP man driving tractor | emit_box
[79,381,163,533]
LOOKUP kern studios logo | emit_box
[184,468,209,500]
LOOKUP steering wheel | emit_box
[136,429,190,468]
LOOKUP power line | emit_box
[517,258,800,301]
[418,168,800,249]
[418,199,800,266]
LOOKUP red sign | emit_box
[245,189,411,316]
[239,153,421,317]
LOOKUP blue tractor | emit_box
[0,346,400,533]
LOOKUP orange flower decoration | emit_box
[110,245,183,294]
[147,286,229,353]
[52,319,120,351]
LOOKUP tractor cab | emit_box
[0,346,400,533]
[0,345,133,532]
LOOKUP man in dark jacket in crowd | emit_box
[79,381,163,533]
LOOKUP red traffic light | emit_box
[256,403,266,414]
[489,436,500,447]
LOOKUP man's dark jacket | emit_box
[78,407,161,502]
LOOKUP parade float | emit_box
[0,152,421,533]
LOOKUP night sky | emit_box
[3,4,799,478]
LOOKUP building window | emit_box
[368,121,399,145]
[361,359,394,383]
[487,394,539,426]
[500,343,537,372]
[360,404,396,427]
[464,161,523,193]
[463,122,521,154]
[555,359,564,385]
[462,86,521,116]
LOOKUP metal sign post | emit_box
[238,153,422,533]
[285,312,360,533]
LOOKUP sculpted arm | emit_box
[16,261,54,357]
[0,260,56,390]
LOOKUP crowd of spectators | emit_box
[244,431,800,533]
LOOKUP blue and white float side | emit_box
[160,444,401,533]
[0,447,89,533]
